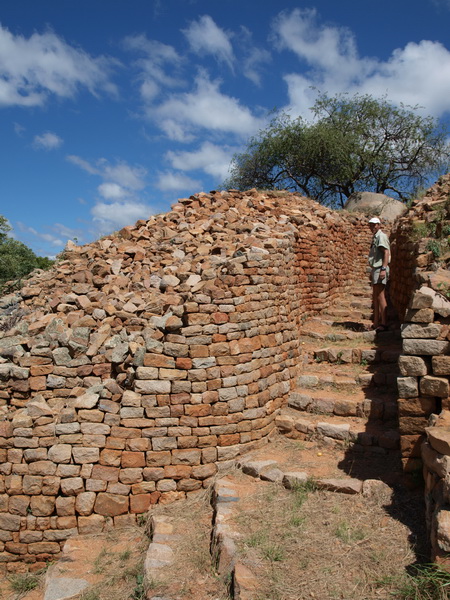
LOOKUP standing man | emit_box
[368,217,390,332]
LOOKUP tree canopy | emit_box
[225,93,450,207]
[0,216,54,288]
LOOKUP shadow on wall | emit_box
[336,323,429,563]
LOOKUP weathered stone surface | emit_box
[72,447,100,464]
[46,445,72,465]
[44,576,90,600]
[75,492,96,516]
[433,356,450,376]
[397,377,419,398]
[403,339,450,356]
[282,472,308,489]
[317,478,363,494]
[233,562,259,600]
[94,493,129,516]
[401,323,442,339]
[420,376,449,398]
[436,509,450,553]
[144,542,174,570]
[412,285,450,317]
[426,427,450,456]
[398,355,428,376]
[317,422,350,440]
[240,460,277,478]
[0,513,21,531]
[422,440,450,478]
[410,288,434,309]
[73,392,99,409]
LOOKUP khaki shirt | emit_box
[369,230,390,268]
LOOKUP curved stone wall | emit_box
[0,190,372,570]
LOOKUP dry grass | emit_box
[77,528,149,600]
[230,477,426,600]
[138,488,229,600]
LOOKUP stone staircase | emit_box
[1,283,407,600]
[276,282,402,469]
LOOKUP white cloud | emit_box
[67,155,152,234]
[52,223,84,241]
[67,156,147,192]
[16,221,82,247]
[358,41,450,117]
[154,71,264,140]
[13,122,25,136]
[239,26,272,86]
[166,142,235,180]
[91,200,153,234]
[123,34,184,101]
[155,170,201,192]
[183,15,234,70]
[0,24,119,108]
[33,132,63,150]
[66,155,99,175]
[272,8,450,119]
[98,182,127,200]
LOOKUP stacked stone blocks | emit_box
[0,190,371,570]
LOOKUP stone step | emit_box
[322,307,372,319]
[313,345,401,365]
[296,366,399,390]
[276,407,400,452]
[288,387,398,422]
[337,298,373,310]
[299,326,376,343]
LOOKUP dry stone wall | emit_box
[0,190,371,571]
[390,174,450,564]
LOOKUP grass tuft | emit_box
[8,571,41,594]
[390,564,450,600]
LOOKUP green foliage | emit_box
[387,563,450,600]
[426,239,442,258]
[132,573,146,599]
[0,214,54,287]
[291,477,317,508]
[437,282,450,300]
[226,93,450,208]
[334,520,365,543]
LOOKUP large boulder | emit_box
[344,192,407,222]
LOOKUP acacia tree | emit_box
[226,93,450,207]
[0,215,54,287]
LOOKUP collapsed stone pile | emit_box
[0,189,372,571]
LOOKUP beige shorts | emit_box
[371,266,389,285]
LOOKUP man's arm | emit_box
[378,247,389,282]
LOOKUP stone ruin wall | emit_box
[0,190,372,571]
[391,174,450,566]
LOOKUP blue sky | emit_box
[1,0,450,257]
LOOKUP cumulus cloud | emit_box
[0,24,119,108]
[239,27,272,86]
[154,71,264,141]
[183,15,235,70]
[271,8,450,119]
[123,34,184,101]
[67,156,147,192]
[33,132,63,150]
[155,170,201,192]
[166,142,236,180]
[97,182,127,200]
[67,154,153,235]
[91,200,153,234]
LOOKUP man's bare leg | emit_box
[373,283,387,328]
